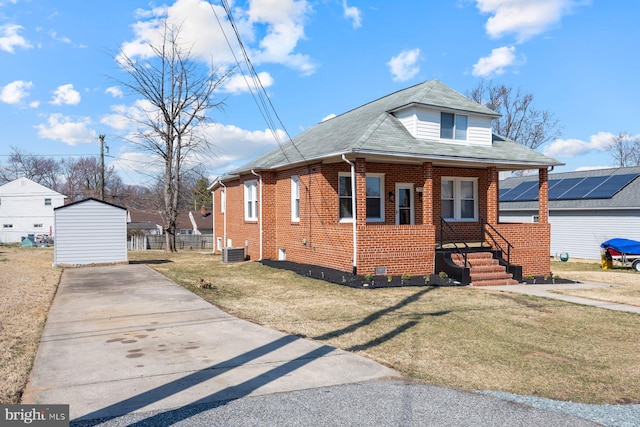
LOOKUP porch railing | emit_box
[479,216,513,268]
[439,216,469,268]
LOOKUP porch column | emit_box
[355,158,367,229]
[538,168,549,224]
[422,162,433,225]
[486,166,499,224]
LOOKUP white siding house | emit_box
[500,166,640,260]
[54,198,127,266]
[0,177,66,243]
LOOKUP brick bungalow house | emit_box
[209,80,562,285]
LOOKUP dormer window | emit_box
[440,112,467,140]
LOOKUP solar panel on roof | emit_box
[499,188,512,197]
[584,173,640,199]
[548,177,583,200]
[556,176,608,200]
[499,181,537,202]
[514,183,540,201]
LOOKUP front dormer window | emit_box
[440,112,467,140]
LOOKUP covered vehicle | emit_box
[601,238,640,271]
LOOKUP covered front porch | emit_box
[350,159,551,284]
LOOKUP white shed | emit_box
[54,198,128,266]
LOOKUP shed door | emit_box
[396,183,414,225]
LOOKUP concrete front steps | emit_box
[451,252,519,286]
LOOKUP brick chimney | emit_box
[200,205,206,216]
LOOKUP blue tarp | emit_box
[600,238,640,255]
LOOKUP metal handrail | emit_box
[480,216,513,267]
[439,217,470,268]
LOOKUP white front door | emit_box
[396,183,414,225]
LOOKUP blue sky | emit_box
[1,0,638,186]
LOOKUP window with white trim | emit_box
[441,177,477,221]
[244,180,258,221]
[220,188,226,213]
[291,175,300,222]
[338,173,353,221]
[440,112,467,140]
[366,174,384,222]
[338,173,385,222]
[44,198,51,206]
[3,224,13,228]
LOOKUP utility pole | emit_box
[99,134,105,201]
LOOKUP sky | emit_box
[1,0,639,186]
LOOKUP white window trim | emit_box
[220,188,226,213]
[338,172,353,223]
[338,172,386,223]
[291,175,300,222]
[366,173,385,223]
[44,198,51,206]
[441,177,478,222]
[440,112,468,142]
[244,179,258,221]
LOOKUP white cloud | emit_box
[574,165,611,172]
[48,30,71,44]
[0,80,33,104]
[36,114,97,145]
[342,0,362,29]
[120,0,316,76]
[112,122,283,178]
[321,113,336,122]
[543,132,619,158]
[387,48,421,82]
[221,71,274,94]
[475,0,589,42]
[472,45,517,77]
[50,84,81,105]
[105,86,124,98]
[0,23,32,53]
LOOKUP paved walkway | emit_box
[21,264,612,426]
[479,281,640,314]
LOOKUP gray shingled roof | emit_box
[500,166,640,210]
[233,80,562,175]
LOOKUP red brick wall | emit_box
[493,222,551,276]
[213,161,551,278]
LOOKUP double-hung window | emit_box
[441,177,477,221]
[338,173,353,221]
[291,175,300,222]
[440,112,468,141]
[244,180,258,221]
[366,174,384,222]
[338,173,385,222]
[220,188,226,213]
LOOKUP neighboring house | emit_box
[126,206,213,235]
[0,177,66,243]
[210,80,562,285]
[500,166,640,260]
[54,198,127,266]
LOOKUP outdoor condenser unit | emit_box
[222,247,244,263]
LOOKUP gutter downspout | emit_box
[211,188,215,254]
[220,181,227,250]
[251,170,263,261]
[341,155,357,275]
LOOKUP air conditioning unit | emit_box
[222,247,244,263]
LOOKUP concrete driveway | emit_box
[21,264,398,422]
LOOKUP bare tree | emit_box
[61,157,126,203]
[114,22,230,251]
[608,132,640,167]
[468,80,562,151]
[0,147,62,190]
